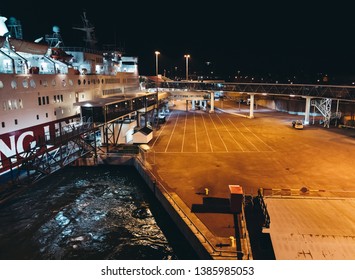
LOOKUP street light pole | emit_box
[184,54,190,81]
[155,51,160,76]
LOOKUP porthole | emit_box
[11,80,17,89]
[78,79,81,85]
[30,79,36,88]
[22,79,29,88]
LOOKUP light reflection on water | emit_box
[0,166,197,260]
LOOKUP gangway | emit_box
[0,119,102,203]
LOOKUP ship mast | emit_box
[72,11,97,49]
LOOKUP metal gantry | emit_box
[154,81,355,101]
[0,120,102,202]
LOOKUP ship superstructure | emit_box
[0,14,141,176]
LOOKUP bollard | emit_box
[229,236,236,247]
[204,188,209,196]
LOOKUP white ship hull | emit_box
[0,14,141,176]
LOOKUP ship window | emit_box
[60,95,63,102]
[0,81,3,88]
[38,97,41,105]
[98,79,100,84]
[101,79,104,84]
[3,101,6,111]
[52,79,56,86]
[54,95,57,102]
[78,79,81,85]
[30,79,36,88]
[12,100,18,109]
[11,80,17,89]
[15,119,18,125]
[22,79,29,88]
[42,96,46,105]
[19,99,23,108]
[69,79,73,86]
[88,80,90,85]
[83,79,86,85]
[46,113,48,118]
[8,100,12,110]
[46,96,49,104]
[1,122,4,128]
[62,80,66,87]
[36,114,39,120]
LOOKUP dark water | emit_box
[0,165,198,260]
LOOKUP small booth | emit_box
[229,185,244,213]
[133,126,153,144]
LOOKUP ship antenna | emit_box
[45,25,64,47]
[72,11,97,49]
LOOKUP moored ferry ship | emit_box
[0,13,141,176]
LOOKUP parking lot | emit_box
[148,100,355,197]
[145,100,355,259]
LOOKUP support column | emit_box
[249,94,254,118]
[304,96,311,125]
[210,92,215,113]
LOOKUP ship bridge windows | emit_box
[0,81,3,88]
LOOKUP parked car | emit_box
[292,120,304,129]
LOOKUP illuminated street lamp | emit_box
[155,51,160,76]
[184,54,190,80]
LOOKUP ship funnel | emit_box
[0,16,10,37]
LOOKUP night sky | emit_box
[1,1,355,82]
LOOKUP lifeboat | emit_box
[50,47,73,62]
